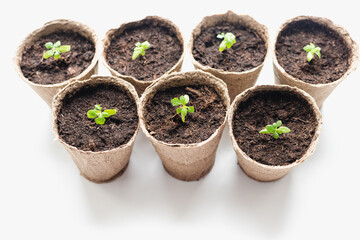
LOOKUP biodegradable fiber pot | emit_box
[139,71,230,181]
[14,19,100,107]
[228,85,322,182]
[52,76,140,183]
[189,11,269,102]
[103,16,185,95]
[273,16,359,107]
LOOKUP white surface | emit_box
[1,0,359,239]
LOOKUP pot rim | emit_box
[188,10,270,75]
[139,70,230,148]
[102,15,185,85]
[14,19,101,88]
[272,15,359,88]
[52,75,140,154]
[228,84,323,170]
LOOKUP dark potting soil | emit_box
[192,23,266,72]
[144,85,226,144]
[106,20,182,81]
[20,31,95,85]
[232,89,318,166]
[276,19,351,84]
[57,83,138,152]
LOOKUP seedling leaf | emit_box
[273,131,279,139]
[188,106,194,113]
[180,95,186,104]
[43,50,55,59]
[171,94,195,123]
[219,41,227,52]
[307,52,313,62]
[43,41,71,60]
[275,120,282,127]
[102,112,110,118]
[54,52,60,60]
[171,98,182,106]
[303,45,312,52]
[266,125,275,133]
[181,108,187,122]
[218,32,236,52]
[59,45,71,52]
[104,109,117,115]
[87,104,117,125]
[95,105,102,111]
[95,116,106,125]
[87,110,98,118]
[277,126,291,134]
[217,33,225,39]
[303,43,321,62]
[132,41,150,60]
[259,129,268,134]
[141,41,150,49]
[45,42,54,49]
[259,120,291,139]
[54,41,61,48]
[184,95,189,104]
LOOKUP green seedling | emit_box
[171,95,195,122]
[303,43,321,62]
[87,104,117,125]
[132,41,150,60]
[259,120,291,139]
[217,32,236,52]
[43,41,71,60]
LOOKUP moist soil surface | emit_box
[20,31,95,85]
[232,89,318,166]
[57,83,138,152]
[144,85,226,144]
[276,19,350,84]
[106,19,182,81]
[192,23,266,72]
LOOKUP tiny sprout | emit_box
[43,41,71,60]
[303,43,321,62]
[217,32,236,52]
[171,95,195,122]
[259,120,291,139]
[87,104,117,125]
[132,41,150,60]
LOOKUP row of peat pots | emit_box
[14,11,358,182]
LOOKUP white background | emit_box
[1,0,359,239]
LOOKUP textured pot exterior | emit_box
[52,76,140,183]
[102,16,185,96]
[14,19,100,107]
[189,10,269,102]
[228,85,322,182]
[150,124,225,181]
[273,16,359,108]
[140,71,230,181]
